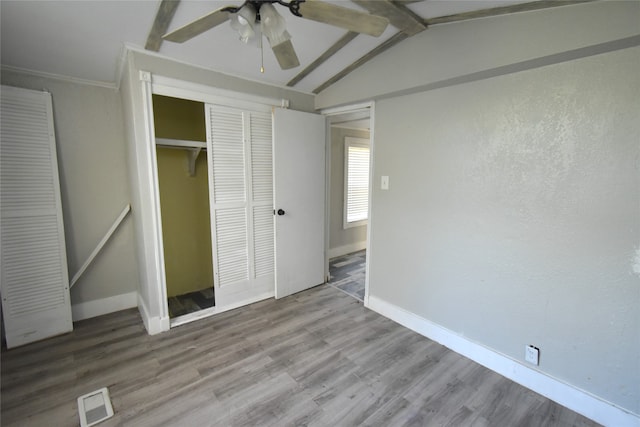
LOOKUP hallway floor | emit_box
[328,250,366,302]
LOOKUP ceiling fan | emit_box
[162,0,390,71]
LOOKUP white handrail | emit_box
[70,204,131,288]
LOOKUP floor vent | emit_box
[77,387,114,427]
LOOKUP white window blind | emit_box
[344,137,370,228]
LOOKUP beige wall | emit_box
[329,127,369,256]
[153,95,213,298]
[1,70,139,308]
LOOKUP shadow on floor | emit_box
[168,288,215,318]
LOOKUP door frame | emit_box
[321,101,375,305]
[138,73,289,330]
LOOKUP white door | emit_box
[0,86,73,348]
[206,104,275,309]
[273,109,326,298]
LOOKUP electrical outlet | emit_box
[525,345,539,365]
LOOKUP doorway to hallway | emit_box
[327,250,366,302]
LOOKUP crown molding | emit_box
[1,65,118,90]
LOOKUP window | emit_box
[344,137,370,228]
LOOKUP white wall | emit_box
[1,70,139,318]
[314,1,640,422]
[329,126,369,257]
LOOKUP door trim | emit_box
[139,72,281,332]
[322,101,375,305]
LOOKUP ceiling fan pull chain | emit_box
[260,32,265,73]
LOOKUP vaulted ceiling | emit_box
[1,1,590,93]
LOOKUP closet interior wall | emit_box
[152,95,213,299]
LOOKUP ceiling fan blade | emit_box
[163,8,230,43]
[271,39,300,70]
[298,0,389,37]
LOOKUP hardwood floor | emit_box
[328,250,366,302]
[168,287,216,318]
[1,285,599,427]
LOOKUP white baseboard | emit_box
[366,295,640,427]
[137,294,170,335]
[328,241,366,259]
[72,292,138,322]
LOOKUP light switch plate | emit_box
[381,176,389,190]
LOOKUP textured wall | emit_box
[0,70,139,305]
[330,127,369,253]
[370,46,640,414]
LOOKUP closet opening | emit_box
[152,94,215,321]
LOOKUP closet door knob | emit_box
[277,209,285,216]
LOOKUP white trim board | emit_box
[137,294,170,335]
[71,292,138,322]
[328,241,367,259]
[151,74,288,111]
[1,65,118,90]
[366,295,640,427]
[123,43,313,97]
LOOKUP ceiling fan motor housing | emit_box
[225,0,306,20]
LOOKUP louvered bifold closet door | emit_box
[250,113,274,279]
[0,86,72,349]
[206,104,274,308]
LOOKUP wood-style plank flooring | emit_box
[328,250,366,302]
[1,285,600,427]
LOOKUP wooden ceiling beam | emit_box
[145,0,181,52]
[313,0,597,93]
[287,32,359,87]
[287,0,426,88]
[353,0,426,36]
[313,31,409,94]
[425,0,595,26]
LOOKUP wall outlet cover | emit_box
[525,345,540,365]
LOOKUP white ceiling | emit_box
[1,0,535,94]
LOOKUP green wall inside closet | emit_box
[153,95,214,298]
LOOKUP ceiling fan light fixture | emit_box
[266,29,292,48]
[230,4,256,43]
[260,3,287,43]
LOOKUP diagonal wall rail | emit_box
[70,204,131,288]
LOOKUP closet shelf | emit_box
[155,138,205,176]
[156,137,206,149]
